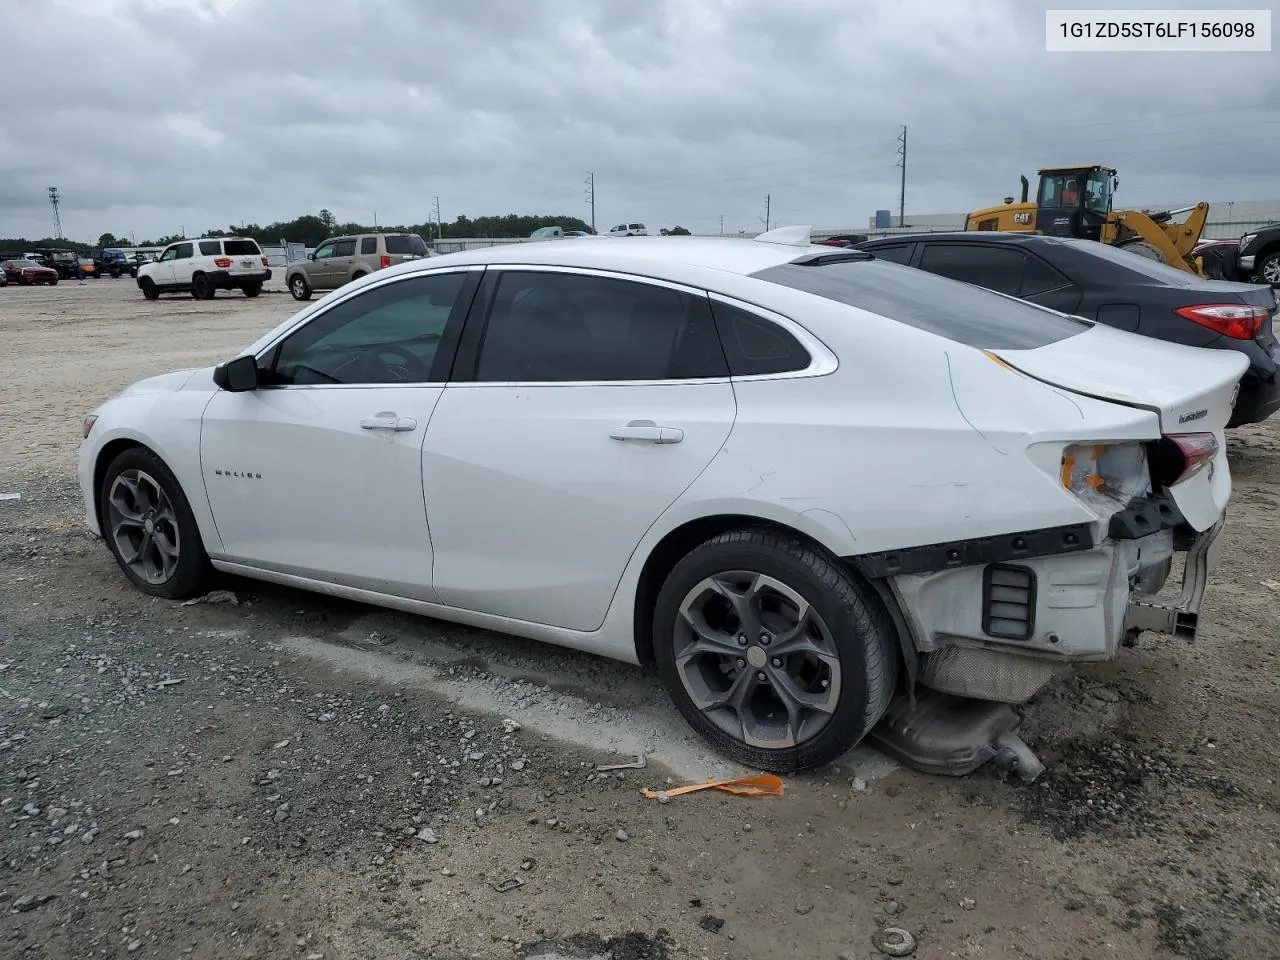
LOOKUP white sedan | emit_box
[78,228,1247,774]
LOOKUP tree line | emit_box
[1,211,693,253]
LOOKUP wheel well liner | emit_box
[92,439,147,531]
[631,515,915,681]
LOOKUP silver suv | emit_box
[285,232,432,300]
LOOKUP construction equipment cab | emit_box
[966,165,1209,275]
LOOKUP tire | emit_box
[139,278,159,301]
[242,282,262,298]
[653,527,899,773]
[50,278,58,286]
[110,267,121,279]
[288,274,312,300]
[1114,238,1166,264]
[98,447,212,600]
[191,273,213,300]
[1257,251,1280,286]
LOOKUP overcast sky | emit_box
[3,0,1278,242]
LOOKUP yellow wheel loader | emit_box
[965,165,1209,276]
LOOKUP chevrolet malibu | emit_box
[78,230,1247,773]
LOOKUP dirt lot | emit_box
[1,277,1278,960]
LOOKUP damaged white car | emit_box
[77,227,1247,778]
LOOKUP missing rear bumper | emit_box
[1123,517,1224,641]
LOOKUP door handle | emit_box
[360,413,417,432]
[610,419,684,444]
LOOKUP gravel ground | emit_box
[1,278,1278,960]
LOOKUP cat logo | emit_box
[1013,212,1032,225]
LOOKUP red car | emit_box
[2,259,60,285]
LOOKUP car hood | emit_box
[118,368,203,397]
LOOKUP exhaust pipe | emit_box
[1020,175,1029,203]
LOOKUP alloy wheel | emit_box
[106,469,181,584]
[1262,258,1280,285]
[672,571,842,750]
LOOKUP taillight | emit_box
[1175,303,1269,340]
[1150,432,1218,487]
[379,254,391,269]
[214,257,232,268]
[261,256,269,267]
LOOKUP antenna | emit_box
[48,187,63,239]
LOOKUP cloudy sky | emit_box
[3,0,1278,242]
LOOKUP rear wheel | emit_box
[242,281,262,298]
[351,271,367,281]
[289,274,311,300]
[1257,251,1280,286]
[139,278,159,300]
[191,272,213,300]
[653,528,898,773]
[99,447,212,599]
[1115,238,1166,263]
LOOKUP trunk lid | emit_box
[990,323,1249,434]
[991,323,1249,531]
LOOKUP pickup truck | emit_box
[94,249,138,279]
[1238,224,1280,286]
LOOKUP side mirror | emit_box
[308,252,316,260]
[212,355,259,392]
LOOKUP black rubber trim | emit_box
[1108,493,1185,540]
[981,564,1036,641]
[847,522,1094,578]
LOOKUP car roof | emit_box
[419,236,824,277]
[859,232,1051,246]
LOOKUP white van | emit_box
[607,223,648,237]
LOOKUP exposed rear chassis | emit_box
[1122,517,1224,641]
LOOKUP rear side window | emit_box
[710,301,810,376]
[360,237,378,255]
[1020,255,1072,296]
[918,244,1025,296]
[385,234,428,256]
[866,244,913,264]
[333,239,357,257]
[751,259,1089,350]
[199,240,220,256]
[222,239,260,256]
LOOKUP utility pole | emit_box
[48,187,62,239]
[764,194,771,232]
[896,125,907,227]
[719,214,724,236]
[584,173,595,233]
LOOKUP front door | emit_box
[200,269,480,599]
[150,245,179,286]
[170,241,197,287]
[422,267,736,631]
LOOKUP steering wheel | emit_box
[361,346,432,383]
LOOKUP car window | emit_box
[385,234,429,256]
[174,243,194,259]
[159,247,177,262]
[222,239,259,256]
[360,236,378,255]
[1020,255,1072,296]
[267,273,470,386]
[629,224,644,231]
[918,243,1025,296]
[751,259,1089,350]
[334,239,356,257]
[199,240,220,256]
[866,244,913,265]
[475,271,727,382]
[710,301,810,376]
[313,242,334,260]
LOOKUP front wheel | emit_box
[139,278,159,300]
[50,278,58,285]
[653,528,898,773]
[99,447,212,599]
[242,281,262,298]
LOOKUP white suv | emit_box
[136,237,272,300]
[608,222,648,236]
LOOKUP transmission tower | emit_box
[584,173,595,233]
[896,126,907,227]
[48,187,63,239]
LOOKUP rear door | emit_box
[421,267,736,631]
[916,242,1026,296]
